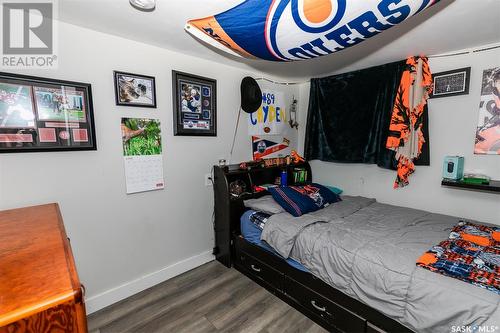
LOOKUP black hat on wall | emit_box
[240,77,262,114]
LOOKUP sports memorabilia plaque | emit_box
[0,72,96,153]
[172,71,217,136]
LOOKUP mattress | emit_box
[240,210,308,272]
[260,196,500,332]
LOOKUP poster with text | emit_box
[121,118,165,194]
[475,67,500,155]
[248,91,286,135]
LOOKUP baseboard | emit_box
[85,250,214,314]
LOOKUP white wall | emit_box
[0,22,299,313]
[299,46,500,225]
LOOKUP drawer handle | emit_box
[311,300,326,312]
[250,264,261,272]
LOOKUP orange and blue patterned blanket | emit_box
[417,221,500,294]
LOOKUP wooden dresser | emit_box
[0,204,87,333]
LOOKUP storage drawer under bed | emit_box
[285,276,366,332]
[233,237,397,333]
[234,246,284,292]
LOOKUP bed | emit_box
[212,162,500,333]
[259,195,500,332]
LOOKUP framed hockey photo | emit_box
[114,71,157,108]
[0,72,96,154]
[430,67,471,98]
[172,71,217,136]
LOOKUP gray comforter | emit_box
[261,196,500,332]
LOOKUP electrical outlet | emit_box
[205,174,213,186]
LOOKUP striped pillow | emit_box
[268,183,341,217]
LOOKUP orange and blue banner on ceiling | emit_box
[185,0,440,61]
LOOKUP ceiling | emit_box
[59,0,500,79]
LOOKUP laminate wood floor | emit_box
[87,261,327,333]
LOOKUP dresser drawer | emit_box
[285,277,366,332]
[235,248,284,291]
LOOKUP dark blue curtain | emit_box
[304,59,429,169]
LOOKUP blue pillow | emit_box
[268,183,341,217]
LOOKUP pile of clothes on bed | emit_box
[417,221,500,294]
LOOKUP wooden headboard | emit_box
[212,162,312,267]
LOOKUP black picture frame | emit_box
[430,67,471,99]
[0,72,96,154]
[114,71,157,108]
[172,70,217,136]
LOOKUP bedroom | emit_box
[0,0,499,332]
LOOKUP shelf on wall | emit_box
[441,179,500,194]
